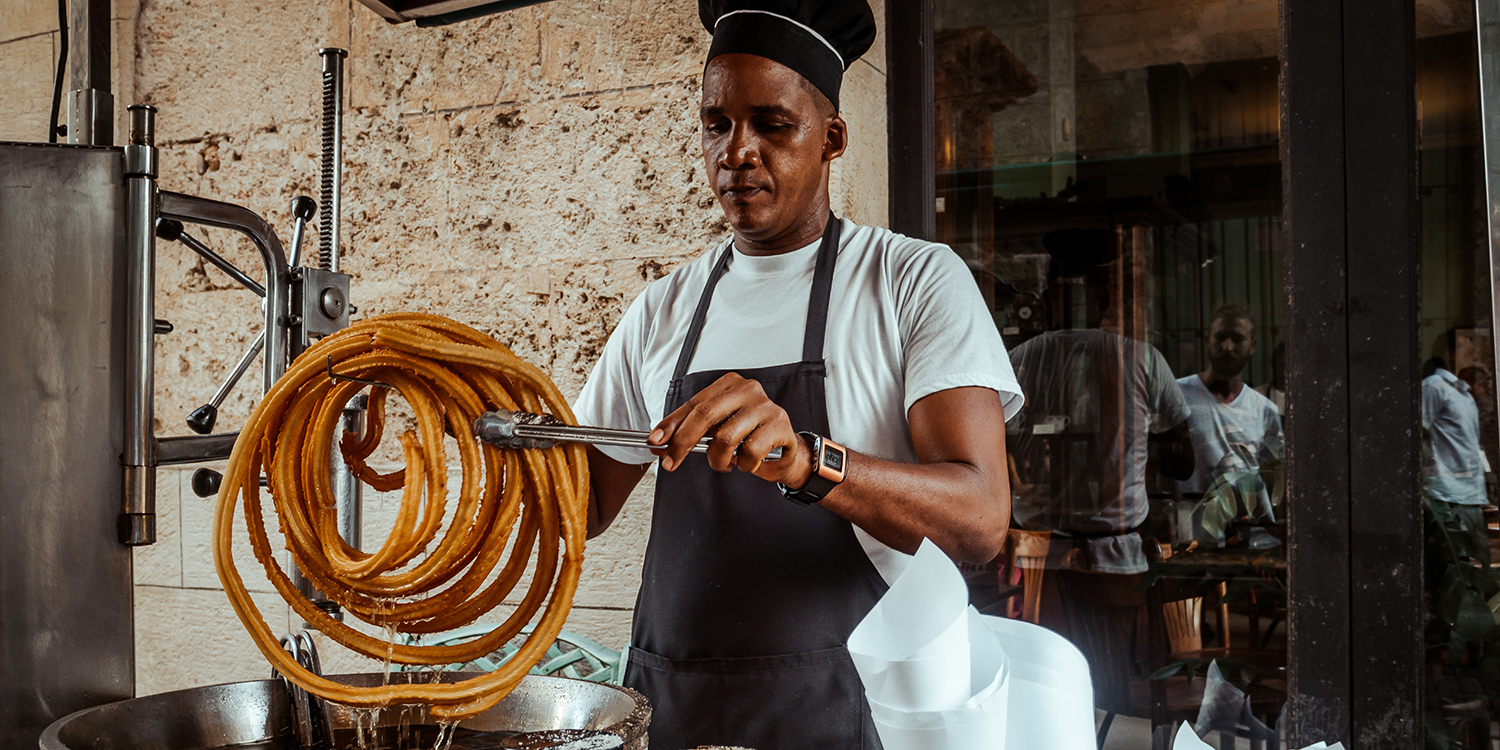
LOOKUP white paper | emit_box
[1172,721,1345,750]
[848,539,972,711]
[982,614,1096,750]
[1174,722,1214,750]
[848,538,1097,750]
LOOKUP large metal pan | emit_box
[39,674,649,750]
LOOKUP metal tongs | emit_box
[473,408,784,461]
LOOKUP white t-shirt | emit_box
[1177,375,1284,511]
[572,219,1024,583]
[1008,329,1191,535]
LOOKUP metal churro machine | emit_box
[0,12,650,750]
[0,39,362,750]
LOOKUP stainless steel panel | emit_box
[0,142,133,750]
[65,89,114,147]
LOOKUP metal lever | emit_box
[155,218,266,298]
[186,330,265,434]
[288,195,316,269]
[473,409,784,461]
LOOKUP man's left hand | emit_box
[648,372,813,486]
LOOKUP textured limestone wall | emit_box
[0,0,140,143]
[2,0,888,696]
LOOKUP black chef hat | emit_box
[699,0,877,111]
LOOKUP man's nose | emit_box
[720,125,761,169]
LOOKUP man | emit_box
[1009,327,1193,572]
[572,1,1022,747]
[1423,355,1490,564]
[1176,302,1284,522]
[1005,247,1194,714]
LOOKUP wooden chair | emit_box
[1006,528,1051,624]
[1140,581,1285,750]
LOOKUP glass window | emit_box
[1418,6,1496,749]
[934,3,1289,746]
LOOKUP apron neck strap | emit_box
[670,214,842,383]
[802,214,840,363]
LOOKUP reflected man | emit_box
[1423,356,1490,564]
[1009,329,1194,573]
[1005,286,1195,715]
[1177,302,1284,522]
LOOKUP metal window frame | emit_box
[886,0,1426,744]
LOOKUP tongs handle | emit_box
[472,410,783,461]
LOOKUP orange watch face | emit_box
[818,439,847,484]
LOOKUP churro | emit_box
[214,312,588,720]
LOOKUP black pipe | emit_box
[47,0,68,143]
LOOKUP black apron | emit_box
[623,216,889,750]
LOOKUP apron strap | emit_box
[802,215,841,363]
[670,215,842,384]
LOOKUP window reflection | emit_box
[935,1,1290,745]
[1417,10,1500,748]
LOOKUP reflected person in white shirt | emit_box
[1422,353,1491,565]
[1177,302,1285,525]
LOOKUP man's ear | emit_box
[824,116,849,162]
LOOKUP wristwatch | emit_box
[778,432,848,506]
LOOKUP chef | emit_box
[572,1,1023,747]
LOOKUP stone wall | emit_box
[1,0,887,695]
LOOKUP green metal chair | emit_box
[401,624,624,684]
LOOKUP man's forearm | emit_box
[815,450,1009,563]
[648,383,1013,562]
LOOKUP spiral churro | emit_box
[214,312,588,720]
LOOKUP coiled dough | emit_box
[215,312,588,720]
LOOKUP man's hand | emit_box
[647,373,815,487]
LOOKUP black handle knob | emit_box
[292,196,317,221]
[191,468,223,499]
[154,218,184,242]
[154,319,174,335]
[186,403,218,435]
[190,468,222,498]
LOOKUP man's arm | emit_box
[586,446,649,539]
[648,376,1010,563]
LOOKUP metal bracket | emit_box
[290,267,351,356]
[325,355,389,389]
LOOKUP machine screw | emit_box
[320,287,346,320]
[288,314,303,326]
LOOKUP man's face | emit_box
[1207,316,1257,377]
[700,54,844,245]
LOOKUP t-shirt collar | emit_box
[728,236,823,277]
[1436,367,1471,394]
